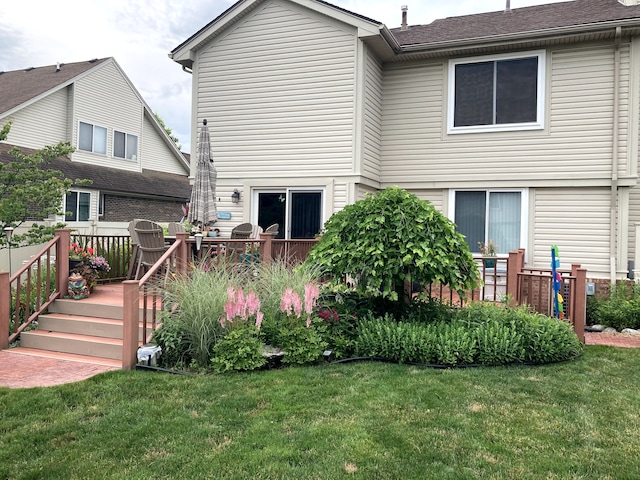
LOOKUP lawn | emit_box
[1,346,639,479]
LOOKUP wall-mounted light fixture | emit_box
[231,189,241,204]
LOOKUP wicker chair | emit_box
[230,222,253,239]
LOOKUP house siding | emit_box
[72,61,143,172]
[0,88,68,149]
[532,188,611,277]
[362,47,383,182]
[412,189,444,212]
[195,0,357,179]
[380,43,628,186]
[141,115,185,175]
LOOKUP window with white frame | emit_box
[451,190,527,254]
[65,190,91,221]
[448,51,545,134]
[78,121,107,154]
[114,131,138,160]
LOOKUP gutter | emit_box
[611,26,622,281]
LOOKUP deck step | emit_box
[38,313,150,341]
[20,330,123,360]
[7,347,122,368]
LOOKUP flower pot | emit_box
[69,258,83,271]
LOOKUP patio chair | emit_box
[231,222,253,239]
[168,222,185,235]
[126,220,142,280]
[134,220,169,280]
[264,223,279,236]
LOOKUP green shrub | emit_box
[277,324,327,366]
[474,320,524,365]
[152,317,189,368]
[306,187,480,306]
[589,282,640,331]
[518,315,583,364]
[434,323,477,365]
[211,327,266,373]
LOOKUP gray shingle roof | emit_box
[392,0,640,47]
[0,58,109,116]
[0,143,191,201]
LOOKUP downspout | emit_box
[611,26,622,281]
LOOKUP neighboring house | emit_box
[170,0,640,281]
[0,58,191,234]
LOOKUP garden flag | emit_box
[551,245,563,319]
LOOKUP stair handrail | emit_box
[1,229,70,349]
[121,231,189,369]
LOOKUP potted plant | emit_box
[478,240,498,268]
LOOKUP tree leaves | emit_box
[307,187,480,305]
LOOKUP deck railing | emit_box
[0,229,69,349]
[71,234,132,282]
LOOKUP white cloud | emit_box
[1,0,570,153]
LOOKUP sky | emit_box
[0,0,570,153]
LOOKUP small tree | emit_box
[306,187,480,303]
[0,122,82,245]
[154,112,182,150]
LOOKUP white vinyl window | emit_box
[65,190,91,222]
[78,121,107,154]
[449,189,528,255]
[448,51,545,134]
[114,131,138,160]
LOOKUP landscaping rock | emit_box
[603,327,618,334]
[590,324,606,332]
[621,328,640,335]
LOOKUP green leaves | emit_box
[307,187,480,306]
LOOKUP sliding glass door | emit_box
[255,189,323,239]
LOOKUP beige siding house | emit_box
[0,58,190,234]
[171,0,640,280]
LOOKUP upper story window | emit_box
[448,51,545,134]
[78,121,107,154]
[114,131,138,160]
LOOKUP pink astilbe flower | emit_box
[280,288,296,316]
[223,286,264,330]
[304,283,320,315]
[246,291,261,317]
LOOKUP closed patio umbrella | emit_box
[187,119,217,229]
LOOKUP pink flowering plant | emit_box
[275,282,327,365]
[212,286,267,373]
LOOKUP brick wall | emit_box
[102,194,184,223]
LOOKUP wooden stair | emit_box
[17,284,156,368]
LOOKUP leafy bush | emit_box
[353,303,582,366]
[474,321,524,365]
[590,283,640,331]
[277,325,327,366]
[211,327,266,373]
[152,317,190,368]
[306,187,480,305]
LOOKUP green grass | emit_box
[1,346,639,479]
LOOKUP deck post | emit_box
[259,232,275,264]
[175,232,189,275]
[0,271,9,349]
[122,280,140,370]
[55,229,70,298]
[506,249,525,307]
[572,264,587,343]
